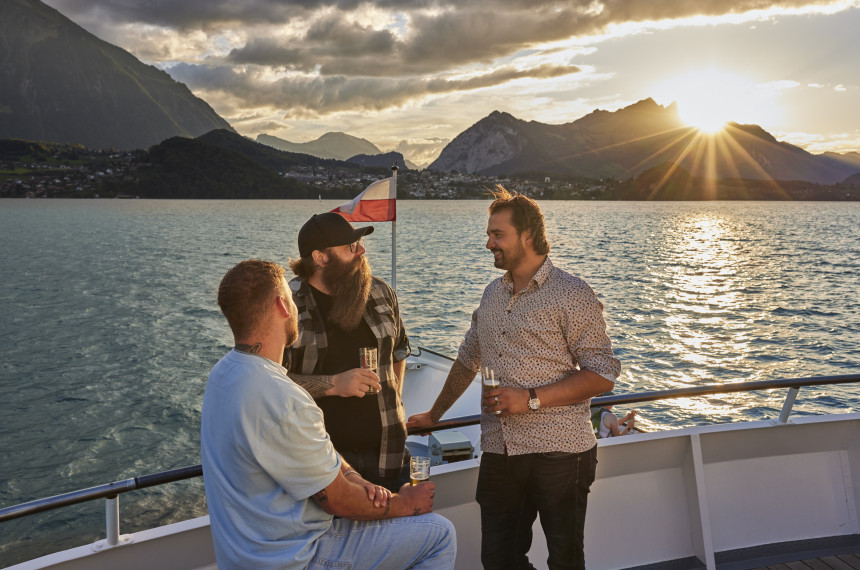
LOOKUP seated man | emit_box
[202,259,456,569]
[596,403,637,438]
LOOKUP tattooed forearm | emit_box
[289,374,334,399]
[413,508,421,516]
[235,343,262,354]
[429,360,476,423]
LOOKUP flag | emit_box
[331,177,396,222]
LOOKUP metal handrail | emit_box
[0,465,202,523]
[408,373,860,435]
[2,374,858,527]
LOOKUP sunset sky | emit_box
[44,0,860,166]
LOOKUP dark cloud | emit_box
[167,62,581,115]
[47,0,835,37]
[227,16,398,71]
[228,40,306,67]
[47,0,318,28]
[206,1,836,77]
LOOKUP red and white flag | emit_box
[331,177,396,222]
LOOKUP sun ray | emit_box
[717,126,791,198]
[625,128,698,176]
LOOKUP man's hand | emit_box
[406,411,435,431]
[343,470,391,508]
[482,387,530,417]
[363,482,392,508]
[397,481,436,516]
[330,368,381,397]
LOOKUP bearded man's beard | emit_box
[493,238,527,271]
[322,254,372,331]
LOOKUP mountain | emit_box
[129,136,312,199]
[820,151,860,180]
[428,99,860,184]
[197,129,359,172]
[257,132,381,161]
[347,151,412,171]
[0,0,233,150]
[613,162,860,201]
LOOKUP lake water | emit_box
[1,199,859,565]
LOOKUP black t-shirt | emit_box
[310,285,383,452]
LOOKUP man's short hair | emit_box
[218,260,286,338]
[488,185,550,255]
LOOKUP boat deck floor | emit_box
[750,553,860,570]
[632,536,860,570]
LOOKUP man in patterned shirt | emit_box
[408,187,620,569]
[284,212,412,492]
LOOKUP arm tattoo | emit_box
[413,508,421,516]
[235,342,262,355]
[429,360,476,423]
[289,374,334,399]
[312,489,328,504]
[382,502,390,517]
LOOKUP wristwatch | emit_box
[527,388,540,411]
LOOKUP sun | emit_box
[652,69,765,133]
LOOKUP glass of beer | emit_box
[482,367,501,415]
[410,456,431,486]
[359,347,378,394]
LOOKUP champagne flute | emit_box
[359,347,378,394]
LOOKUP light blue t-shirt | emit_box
[201,350,341,569]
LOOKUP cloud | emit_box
[395,138,452,167]
[167,62,581,115]
[49,0,846,75]
[776,130,860,154]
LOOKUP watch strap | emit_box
[528,388,539,410]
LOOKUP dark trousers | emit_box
[476,445,598,570]
[340,448,411,493]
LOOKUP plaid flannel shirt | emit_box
[283,276,411,479]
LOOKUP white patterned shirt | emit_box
[457,256,621,454]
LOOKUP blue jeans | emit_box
[476,446,598,570]
[309,513,456,569]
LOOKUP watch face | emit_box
[529,399,539,410]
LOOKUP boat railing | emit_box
[2,373,858,551]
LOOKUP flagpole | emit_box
[391,165,398,292]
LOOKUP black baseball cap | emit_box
[298,212,374,257]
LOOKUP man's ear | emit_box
[311,249,327,267]
[276,295,290,318]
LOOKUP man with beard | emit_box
[407,187,620,570]
[202,259,455,570]
[284,212,412,492]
